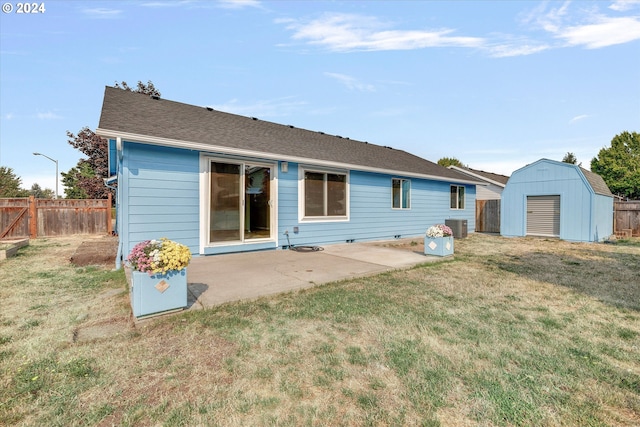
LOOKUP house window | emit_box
[302,169,348,219]
[450,185,465,209]
[392,178,411,209]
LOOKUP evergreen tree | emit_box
[591,131,640,199]
[29,183,55,199]
[562,152,577,164]
[0,166,29,197]
[437,157,465,168]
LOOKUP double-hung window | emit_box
[450,185,465,209]
[392,178,411,209]
[302,169,348,219]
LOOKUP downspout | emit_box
[114,137,123,269]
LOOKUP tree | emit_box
[437,157,465,168]
[113,80,161,97]
[562,152,577,164]
[65,127,112,200]
[591,131,640,199]
[65,80,161,200]
[29,183,55,199]
[0,166,30,197]
[61,162,92,199]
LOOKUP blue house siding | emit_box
[278,167,475,248]
[501,159,612,242]
[121,143,200,256]
[115,144,476,259]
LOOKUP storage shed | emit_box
[501,159,613,242]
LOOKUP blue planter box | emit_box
[129,269,188,318]
[424,236,454,257]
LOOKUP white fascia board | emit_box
[96,128,484,186]
[448,166,506,188]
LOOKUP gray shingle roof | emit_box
[97,86,480,184]
[449,166,509,186]
[465,167,509,185]
[580,167,613,196]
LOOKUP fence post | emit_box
[28,195,37,238]
[107,193,113,235]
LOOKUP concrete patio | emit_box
[186,240,442,309]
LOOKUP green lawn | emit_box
[0,234,638,426]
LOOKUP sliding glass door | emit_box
[209,160,273,244]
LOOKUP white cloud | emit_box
[281,13,484,52]
[487,42,550,58]
[280,5,640,58]
[36,112,63,120]
[324,72,375,92]
[82,8,123,19]
[557,16,640,48]
[528,2,640,48]
[216,0,262,9]
[609,0,640,12]
[569,114,590,124]
[531,1,572,34]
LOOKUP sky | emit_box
[1,0,639,196]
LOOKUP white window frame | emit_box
[298,166,349,222]
[199,154,278,252]
[450,185,465,210]
[392,178,411,210]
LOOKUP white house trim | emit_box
[97,128,484,186]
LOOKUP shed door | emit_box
[526,195,560,237]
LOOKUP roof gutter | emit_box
[96,128,485,186]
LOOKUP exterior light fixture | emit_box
[33,152,58,199]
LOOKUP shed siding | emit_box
[501,159,612,242]
[591,194,613,241]
[123,143,200,254]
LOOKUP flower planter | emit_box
[424,236,454,257]
[129,268,188,318]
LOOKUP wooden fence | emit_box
[0,195,112,239]
[614,201,640,238]
[476,199,501,233]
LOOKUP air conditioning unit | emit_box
[445,219,468,239]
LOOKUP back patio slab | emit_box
[186,241,442,309]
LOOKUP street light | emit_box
[33,152,58,199]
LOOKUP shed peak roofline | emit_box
[512,158,612,197]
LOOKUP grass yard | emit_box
[0,234,638,426]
